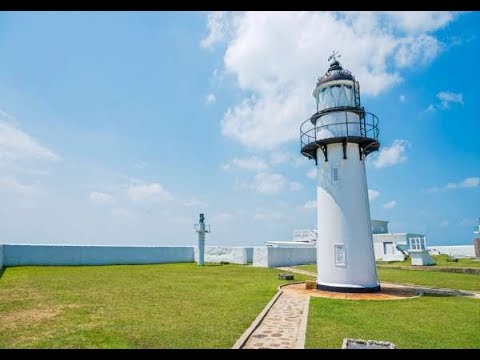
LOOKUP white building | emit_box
[371,219,435,265]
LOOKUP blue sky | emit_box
[0,11,478,247]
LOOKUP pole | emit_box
[198,213,205,266]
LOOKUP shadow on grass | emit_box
[419,290,478,299]
[201,264,223,267]
[0,267,5,280]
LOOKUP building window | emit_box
[331,167,339,183]
[334,244,346,266]
[410,237,426,250]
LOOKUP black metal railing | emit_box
[300,108,379,151]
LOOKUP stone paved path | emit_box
[242,292,309,349]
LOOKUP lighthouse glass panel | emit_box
[314,112,361,139]
[317,84,355,111]
[314,83,360,141]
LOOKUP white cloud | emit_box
[303,200,316,209]
[131,160,148,170]
[399,95,406,102]
[251,172,286,194]
[254,209,285,220]
[111,207,131,217]
[269,150,305,167]
[437,91,464,109]
[384,11,457,34]
[307,168,317,179]
[394,34,441,68]
[127,182,173,202]
[383,200,397,209]
[211,212,234,222]
[289,181,303,191]
[184,198,209,208]
[460,177,480,188]
[373,139,408,168]
[440,220,449,227]
[368,189,380,201]
[202,11,459,149]
[428,176,479,192]
[458,218,476,227]
[206,93,217,104]
[89,191,115,205]
[427,91,464,112]
[200,11,232,48]
[0,118,61,163]
[0,175,35,193]
[223,156,269,172]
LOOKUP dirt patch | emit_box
[282,282,420,301]
[0,306,62,331]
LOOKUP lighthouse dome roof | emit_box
[316,60,354,86]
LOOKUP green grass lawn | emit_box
[296,264,480,292]
[0,263,307,349]
[306,295,480,349]
[377,268,480,292]
[377,254,480,268]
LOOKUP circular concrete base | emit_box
[282,282,421,301]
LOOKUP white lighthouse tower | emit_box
[300,52,380,292]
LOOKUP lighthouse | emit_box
[300,52,380,293]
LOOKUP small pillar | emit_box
[194,213,210,266]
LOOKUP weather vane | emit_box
[328,50,341,63]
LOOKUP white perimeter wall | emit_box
[193,246,253,264]
[428,245,475,258]
[2,244,194,266]
[253,246,316,267]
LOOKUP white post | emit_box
[195,213,209,266]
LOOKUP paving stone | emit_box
[242,292,308,349]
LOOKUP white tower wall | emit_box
[316,142,379,291]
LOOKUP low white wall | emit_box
[253,247,269,267]
[2,244,194,266]
[193,246,253,264]
[373,242,384,260]
[253,246,316,268]
[410,250,436,266]
[428,245,475,258]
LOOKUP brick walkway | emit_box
[242,291,309,349]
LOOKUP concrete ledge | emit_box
[295,295,310,349]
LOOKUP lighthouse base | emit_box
[317,283,381,293]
